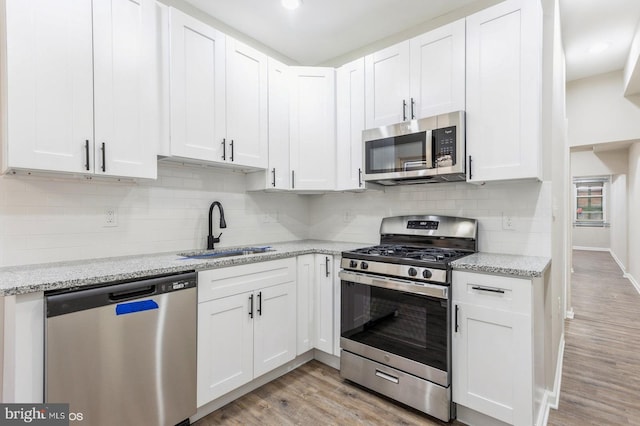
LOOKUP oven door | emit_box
[339,270,450,387]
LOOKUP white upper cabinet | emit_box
[226,37,268,169]
[364,20,465,130]
[93,0,158,179]
[2,0,93,174]
[2,0,158,178]
[365,41,411,128]
[267,58,291,189]
[169,8,226,163]
[409,19,465,119]
[336,58,366,191]
[465,0,542,183]
[289,67,336,191]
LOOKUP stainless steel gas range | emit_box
[339,215,478,422]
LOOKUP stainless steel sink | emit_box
[178,246,274,259]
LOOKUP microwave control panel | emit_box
[433,126,456,167]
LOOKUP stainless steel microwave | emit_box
[362,111,465,185]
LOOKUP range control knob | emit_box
[408,268,418,277]
[360,262,369,270]
[423,269,433,279]
[349,260,358,268]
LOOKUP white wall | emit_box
[566,71,640,148]
[0,164,310,267]
[309,181,552,257]
[610,174,628,270]
[628,142,640,285]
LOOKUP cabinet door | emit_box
[452,303,533,425]
[466,0,542,182]
[253,282,297,377]
[268,58,291,189]
[197,292,253,407]
[336,58,365,191]
[364,41,410,128]
[315,255,334,354]
[169,8,226,163]
[296,254,315,355]
[4,0,93,173]
[332,256,342,357]
[93,0,158,179]
[289,67,336,190]
[226,38,268,169]
[409,19,465,118]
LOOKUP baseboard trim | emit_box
[626,273,640,295]
[539,335,565,426]
[571,246,609,252]
[609,250,627,274]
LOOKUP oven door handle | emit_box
[339,270,448,299]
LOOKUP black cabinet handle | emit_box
[257,291,262,316]
[292,170,295,189]
[249,294,254,318]
[358,168,363,187]
[468,155,473,180]
[472,286,505,294]
[101,142,106,172]
[221,138,226,160]
[325,256,330,277]
[272,168,276,187]
[410,97,415,119]
[230,139,234,162]
[84,140,90,171]
[455,304,459,333]
[402,99,407,121]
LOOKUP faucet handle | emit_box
[216,232,223,240]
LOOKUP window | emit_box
[573,176,609,227]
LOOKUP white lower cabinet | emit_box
[197,259,296,407]
[452,270,539,426]
[296,254,339,356]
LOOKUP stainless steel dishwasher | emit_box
[45,271,197,426]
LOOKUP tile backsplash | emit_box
[0,164,309,267]
[0,164,551,267]
[308,181,552,256]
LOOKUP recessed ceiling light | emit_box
[281,0,302,10]
[588,42,610,54]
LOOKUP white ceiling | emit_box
[559,0,640,82]
[182,0,478,65]
[182,0,640,81]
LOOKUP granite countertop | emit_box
[451,252,551,278]
[0,240,364,296]
[0,241,551,296]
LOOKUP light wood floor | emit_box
[547,250,640,426]
[196,250,640,426]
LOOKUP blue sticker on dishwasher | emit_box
[115,300,158,315]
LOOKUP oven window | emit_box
[341,281,448,371]
[365,131,429,173]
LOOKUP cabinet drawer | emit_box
[198,258,296,303]
[452,271,531,314]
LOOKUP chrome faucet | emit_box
[207,201,227,250]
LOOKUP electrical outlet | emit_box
[343,211,353,223]
[502,213,515,230]
[104,207,118,227]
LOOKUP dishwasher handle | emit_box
[109,285,156,301]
